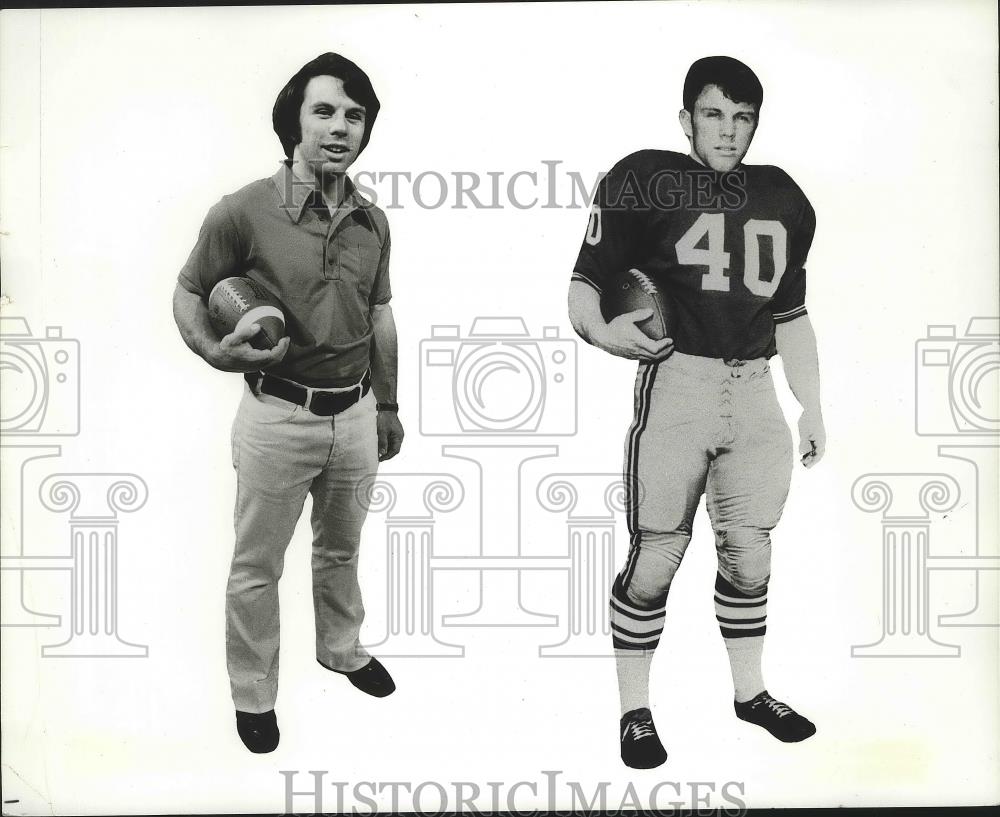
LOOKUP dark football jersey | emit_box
[572,150,816,360]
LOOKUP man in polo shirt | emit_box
[172,53,403,754]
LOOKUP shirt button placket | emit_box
[326,236,337,278]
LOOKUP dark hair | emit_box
[683,56,763,113]
[272,53,381,159]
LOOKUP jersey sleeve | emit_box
[571,157,644,294]
[177,197,245,299]
[770,196,816,325]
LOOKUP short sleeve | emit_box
[571,159,644,294]
[177,198,245,299]
[771,197,816,325]
[371,230,392,306]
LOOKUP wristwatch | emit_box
[377,402,399,412]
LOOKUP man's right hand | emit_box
[210,323,290,373]
[592,309,674,362]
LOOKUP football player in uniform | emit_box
[567,56,825,769]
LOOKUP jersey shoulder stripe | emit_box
[571,271,603,294]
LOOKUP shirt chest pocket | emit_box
[327,235,380,299]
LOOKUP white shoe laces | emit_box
[627,717,656,741]
[757,695,793,718]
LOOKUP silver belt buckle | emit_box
[301,386,314,413]
[353,372,369,403]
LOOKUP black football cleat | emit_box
[235,709,279,753]
[319,656,396,698]
[620,707,668,769]
[734,691,816,743]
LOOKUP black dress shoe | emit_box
[235,709,279,753]
[319,656,396,697]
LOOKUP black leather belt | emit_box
[244,370,371,417]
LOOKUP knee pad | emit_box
[622,575,668,610]
[715,527,771,595]
[617,532,688,609]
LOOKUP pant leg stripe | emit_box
[621,535,641,592]
[624,363,659,538]
[612,363,661,652]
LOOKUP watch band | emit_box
[377,402,399,412]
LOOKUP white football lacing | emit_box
[628,268,658,296]
[225,282,250,311]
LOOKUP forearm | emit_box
[173,284,223,365]
[775,316,822,414]
[370,303,398,403]
[568,280,609,347]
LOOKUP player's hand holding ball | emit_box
[797,410,826,468]
[599,310,674,361]
[598,269,676,362]
[215,322,290,373]
[208,276,291,373]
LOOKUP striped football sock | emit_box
[714,572,767,704]
[611,579,666,715]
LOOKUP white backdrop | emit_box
[1,2,998,813]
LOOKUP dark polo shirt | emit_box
[179,162,392,388]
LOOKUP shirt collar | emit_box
[271,161,375,226]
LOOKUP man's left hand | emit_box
[797,410,826,468]
[377,411,404,461]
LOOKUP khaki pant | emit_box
[226,382,378,713]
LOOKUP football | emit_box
[600,268,674,341]
[208,276,286,351]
